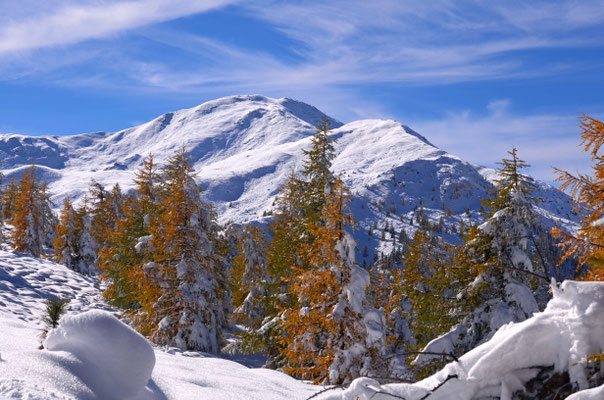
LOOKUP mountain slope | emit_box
[0,95,579,263]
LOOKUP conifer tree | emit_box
[100,155,162,309]
[54,198,78,269]
[141,148,228,352]
[419,149,542,362]
[10,165,55,257]
[88,180,123,254]
[280,178,386,384]
[239,121,342,368]
[2,176,19,222]
[369,262,412,378]
[553,115,604,279]
[0,170,4,243]
[231,225,270,329]
[401,230,456,352]
[54,199,97,275]
[301,118,336,226]
[75,205,96,275]
[38,181,58,247]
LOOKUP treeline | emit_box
[0,116,602,385]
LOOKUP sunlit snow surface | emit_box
[0,250,319,399]
[320,279,604,400]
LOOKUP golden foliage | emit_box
[279,178,366,384]
[553,115,604,280]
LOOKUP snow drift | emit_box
[44,310,155,399]
[320,280,604,399]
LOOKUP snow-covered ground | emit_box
[0,250,319,399]
[319,279,604,400]
[3,247,603,399]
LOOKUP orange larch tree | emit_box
[280,177,386,384]
[553,115,604,279]
[11,165,55,257]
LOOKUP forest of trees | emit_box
[0,115,602,386]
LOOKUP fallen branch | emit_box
[305,385,346,400]
[418,374,458,400]
[369,390,407,400]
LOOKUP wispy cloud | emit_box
[2,1,603,91]
[0,0,602,183]
[409,101,598,182]
[0,0,237,55]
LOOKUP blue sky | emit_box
[1,0,603,182]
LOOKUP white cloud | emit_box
[0,0,237,55]
[408,103,597,183]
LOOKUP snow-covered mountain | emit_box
[0,95,578,261]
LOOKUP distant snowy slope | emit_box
[0,250,319,399]
[0,95,579,260]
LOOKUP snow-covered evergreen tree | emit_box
[281,178,386,384]
[418,149,542,365]
[54,198,78,270]
[231,225,270,329]
[10,165,56,257]
[75,206,97,275]
[54,199,97,275]
[143,148,229,353]
[369,262,413,378]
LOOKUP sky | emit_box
[0,0,603,183]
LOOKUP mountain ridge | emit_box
[0,95,579,263]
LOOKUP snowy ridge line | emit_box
[0,95,580,265]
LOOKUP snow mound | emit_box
[44,310,155,399]
[320,280,604,400]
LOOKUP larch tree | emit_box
[98,155,162,310]
[1,176,19,222]
[142,148,229,353]
[10,165,55,257]
[401,231,458,356]
[237,172,307,366]
[88,180,123,256]
[301,117,336,226]
[280,178,386,385]
[245,122,338,366]
[553,115,604,279]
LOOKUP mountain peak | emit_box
[0,95,578,259]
